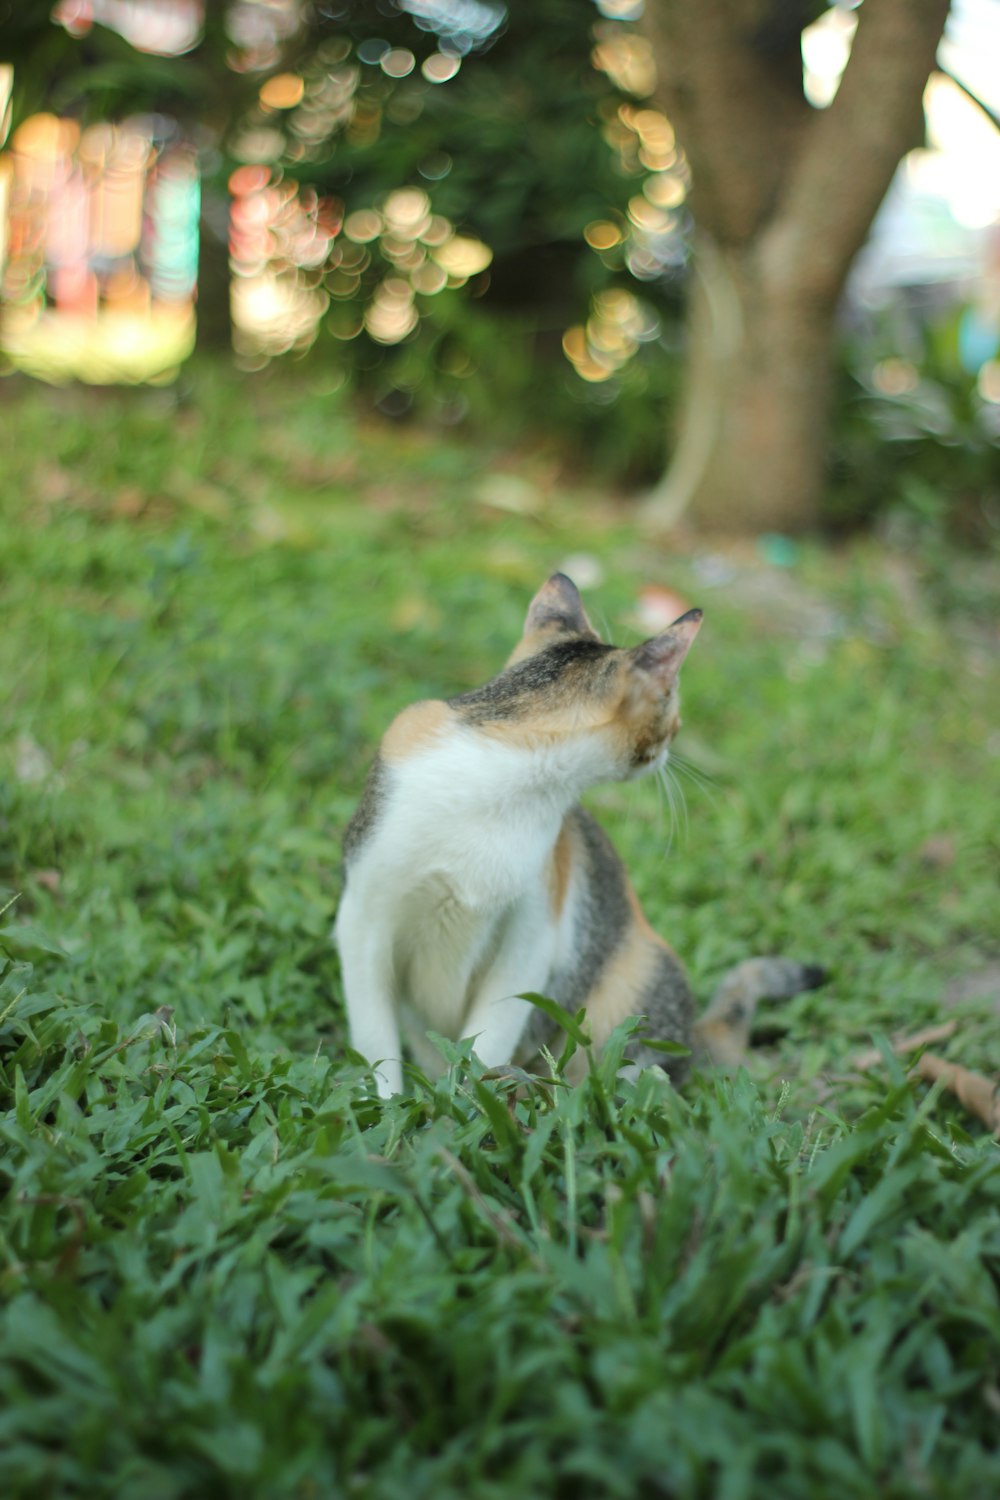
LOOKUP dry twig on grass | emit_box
[852,1022,999,1137]
[913,1053,1000,1137]
[851,1021,958,1072]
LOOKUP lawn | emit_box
[1,364,998,1498]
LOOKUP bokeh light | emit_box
[344,209,382,244]
[52,0,205,56]
[381,49,417,79]
[569,38,689,382]
[594,0,645,17]
[401,1,506,54]
[364,278,418,344]
[872,357,920,397]
[422,54,462,83]
[343,186,494,344]
[563,288,659,384]
[259,72,305,110]
[584,220,622,251]
[977,359,1000,402]
[226,0,303,74]
[591,27,655,98]
[228,164,340,359]
[432,235,492,279]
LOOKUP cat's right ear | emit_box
[632,608,702,688]
[523,573,596,639]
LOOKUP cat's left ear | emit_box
[523,573,597,639]
[632,608,702,688]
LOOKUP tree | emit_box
[640,0,951,532]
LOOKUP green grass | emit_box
[1,363,999,1498]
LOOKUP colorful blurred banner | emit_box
[1,106,199,384]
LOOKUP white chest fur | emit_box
[335,724,599,1091]
[375,727,598,899]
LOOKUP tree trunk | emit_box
[195,186,234,352]
[641,0,952,533]
[644,233,834,532]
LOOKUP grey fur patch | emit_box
[703,956,826,1025]
[692,956,827,1069]
[450,640,615,727]
[342,755,387,864]
[623,949,696,1084]
[517,807,631,1060]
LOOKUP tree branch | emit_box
[934,63,1000,133]
[761,0,951,303]
[643,0,811,246]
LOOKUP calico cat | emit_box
[335,573,823,1096]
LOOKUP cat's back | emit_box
[519,804,694,1080]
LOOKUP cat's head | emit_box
[451,573,701,781]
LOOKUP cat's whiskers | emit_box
[644,757,668,853]
[662,760,689,846]
[669,751,719,806]
[654,761,685,858]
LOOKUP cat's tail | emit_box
[692,957,827,1069]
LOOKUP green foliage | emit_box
[300,2,627,258]
[830,304,1000,540]
[2,980,999,1499]
[323,287,682,484]
[1,365,999,1495]
[6,0,683,475]
[282,0,683,478]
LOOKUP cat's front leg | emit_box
[334,888,402,1097]
[462,990,535,1069]
[461,913,554,1068]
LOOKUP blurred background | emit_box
[0,0,998,536]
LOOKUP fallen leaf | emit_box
[852,1020,958,1072]
[113,485,147,518]
[917,834,956,870]
[914,1052,1000,1137]
[853,1024,999,1137]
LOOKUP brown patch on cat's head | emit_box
[610,609,702,776]
[450,578,701,774]
[381,699,452,764]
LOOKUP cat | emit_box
[335,572,823,1096]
